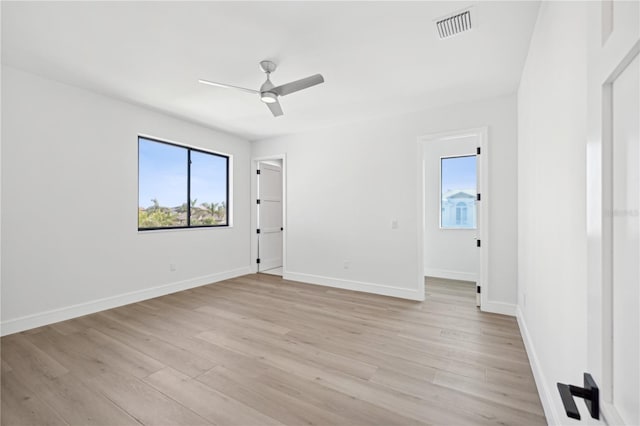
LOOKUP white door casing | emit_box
[611,51,639,426]
[257,162,283,272]
[587,1,639,424]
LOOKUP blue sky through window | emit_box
[138,138,226,209]
[441,155,476,192]
[139,139,186,208]
[190,150,227,208]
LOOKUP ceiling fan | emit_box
[199,60,324,117]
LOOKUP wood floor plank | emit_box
[239,361,425,426]
[1,371,68,426]
[368,367,547,425]
[1,274,546,425]
[144,367,283,426]
[86,311,215,377]
[433,369,544,415]
[198,364,355,425]
[84,370,210,426]
[8,369,140,426]
[1,334,69,381]
[1,359,13,374]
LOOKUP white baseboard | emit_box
[482,300,517,316]
[516,305,560,425]
[425,268,477,282]
[0,266,252,336]
[283,271,424,301]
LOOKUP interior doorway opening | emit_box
[425,276,478,307]
[253,156,285,277]
[419,128,488,309]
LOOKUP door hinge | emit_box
[256,229,261,234]
[281,227,283,231]
[476,239,481,247]
[476,147,481,155]
[256,169,261,175]
[477,193,481,201]
[256,199,261,204]
[477,286,481,294]
[256,258,261,264]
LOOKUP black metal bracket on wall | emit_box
[557,373,599,420]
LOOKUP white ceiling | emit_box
[2,1,540,141]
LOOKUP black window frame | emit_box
[138,136,230,231]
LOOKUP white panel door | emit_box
[612,52,639,426]
[587,1,639,424]
[258,162,283,271]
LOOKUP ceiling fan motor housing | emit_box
[259,77,277,103]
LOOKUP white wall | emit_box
[423,135,478,282]
[517,2,588,424]
[1,66,251,335]
[252,94,518,309]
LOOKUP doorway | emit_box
[253,156,285,276]
[419,128,488,309]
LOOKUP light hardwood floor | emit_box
[1,274,546,425]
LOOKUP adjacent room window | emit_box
[138,136,229,230]
[440,155,476,229]
[455,202,467,225]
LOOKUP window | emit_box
[441,155,476,229]
[138,136,229,230]
[455,202,467,225]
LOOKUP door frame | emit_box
[251,154,287,274]
[418,127,489,309]
[587,40,640,426]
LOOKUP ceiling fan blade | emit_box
[198,79,259,95]
[266,100,284,117]
[271,74,324,97]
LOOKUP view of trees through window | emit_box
[138,137,228,230]
[441,155,477,229]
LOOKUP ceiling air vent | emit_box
[436,9,473,40]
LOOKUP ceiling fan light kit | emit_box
[199,60,324,117]
[260,91,278,104]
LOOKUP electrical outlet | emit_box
[343,261,351,270]
[391,219,398,229]
[169,263,176,272]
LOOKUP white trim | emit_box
[418,126,489,310]
[601,401,625,426]
[517,306,561,425]
[424,269,477,282]
[478,127,489,311]
[284,271,425,301]
[482,300,516,317]
[0,267,251,336]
